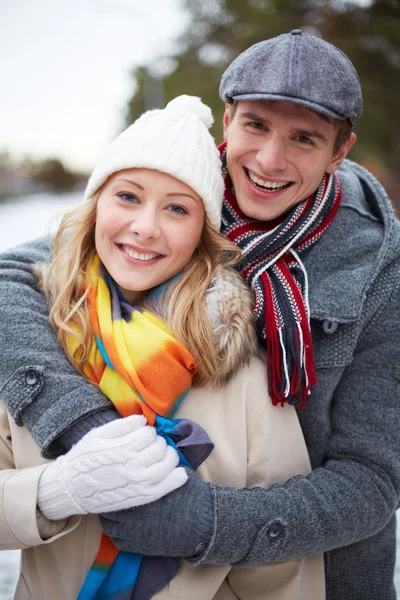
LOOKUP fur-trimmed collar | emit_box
[206,266,257,387]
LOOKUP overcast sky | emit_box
[0,0,187,171]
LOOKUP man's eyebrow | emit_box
[238,111,270,126]
[238,111,330,145]
[292,128,329,145]
[166,192,199,203]
[114,178,144,190]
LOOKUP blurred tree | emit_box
[0,151,12,167]
[0,153,88,200]
[23,158,85,192]
[125,0,400,209]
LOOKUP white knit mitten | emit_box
[37,415,187,520]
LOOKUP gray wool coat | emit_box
[0,159,399,600]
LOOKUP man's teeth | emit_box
[123,246,160,261]
[248,171,290,190]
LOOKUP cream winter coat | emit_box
[0,268,325,600]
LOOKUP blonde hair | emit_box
[41,193,240,387]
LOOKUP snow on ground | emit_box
[0,190,82,252]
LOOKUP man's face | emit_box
[223,100,355,221]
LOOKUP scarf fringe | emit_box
[266,317,317,408]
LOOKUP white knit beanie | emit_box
[84,95,224,229]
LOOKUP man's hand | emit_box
[100,468,215,558]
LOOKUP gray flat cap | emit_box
[220,29,362,126]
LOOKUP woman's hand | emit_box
[37,415,187,520]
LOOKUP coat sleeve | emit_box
[0,403,81,550]
[0,237,119,459]
[0,466,82,550]
[193,257,400,566]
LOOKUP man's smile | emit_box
[245,168,293,192]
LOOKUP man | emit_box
[1,31,399,598]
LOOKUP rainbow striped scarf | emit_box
[72,254,199,599]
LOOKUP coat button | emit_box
[25,368,40,386]
[194,542,206,554]
[267,523,284,539]
[322,320,338,335]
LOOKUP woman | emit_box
[0,96,324,599]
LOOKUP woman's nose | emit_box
[129,208,160,240]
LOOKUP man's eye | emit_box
[168,204,188,215]
[296,135,313,145]
[247,121,265,130]
[118,192,138,203]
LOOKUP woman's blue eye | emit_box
[168,204,188,215]
[118,192,138,203]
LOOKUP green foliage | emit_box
[124,0,400,177]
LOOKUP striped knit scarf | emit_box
[70,254,200,600]
[219,142,341,407]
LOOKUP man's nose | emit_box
[130,207,160,240]
[256,137,288,173]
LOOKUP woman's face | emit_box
[95,168,205,303]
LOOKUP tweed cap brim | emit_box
[229,92,350,122]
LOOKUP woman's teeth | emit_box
[122,246,161,261]
[247,170,291,191]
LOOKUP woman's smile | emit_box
[118,243,165,264]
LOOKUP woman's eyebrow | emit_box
[114,178,144,190]
[166,192,199,203]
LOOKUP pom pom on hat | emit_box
[165,95,214,129]
[84,95,223,229]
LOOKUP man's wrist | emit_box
[53,407,120,454]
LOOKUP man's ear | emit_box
[223,105,231,141]
[326,132,357,173]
